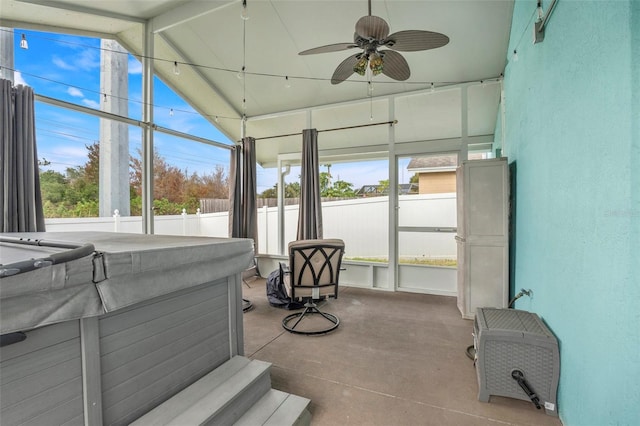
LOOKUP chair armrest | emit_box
[279,262,290,274]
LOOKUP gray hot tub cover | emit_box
[0,232,254,334]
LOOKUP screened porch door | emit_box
[395,152,459,295]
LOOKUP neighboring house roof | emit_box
[407,153,486,173]
[355,183,418,196]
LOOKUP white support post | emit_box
[460,85,469,163]
[277,159,290,255]
[388,100,397,291]
[196,208,201,235]
[500,77,507,157]
[262,205,268,253]
[113,209,120,233]
[182,208,187,235]
[142,22,155,235]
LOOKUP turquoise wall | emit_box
[498,1,639,424]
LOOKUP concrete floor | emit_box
[241,278,563,426]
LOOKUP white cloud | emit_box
[75,49,100,71]
[51,48,99,72]
[54,146,89,158]
[67,87,84,97]
[14,71,28,86]
[38,145,91,172]
[82,99,100,109]
[128,57,142,75]
[52,56,76,71]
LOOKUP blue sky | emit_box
[10,28,397,193]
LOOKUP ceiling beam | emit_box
[151,0,236,33]
[260,135,495,168]
[0,18,117,40]
[247,79,501,123]
[15,0,146,23]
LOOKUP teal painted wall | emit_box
[498,1,639,425]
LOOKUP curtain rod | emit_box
[254,120,398,141]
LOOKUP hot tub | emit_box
[0,232,253,425]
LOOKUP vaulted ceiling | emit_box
[1,0,514,166]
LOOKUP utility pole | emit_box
[99,39,130,216]
[0,28,15,83]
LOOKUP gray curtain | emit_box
[229,137,258,246]
[296,128,323,240]
[228,146,242,238]
[1,79,45,232]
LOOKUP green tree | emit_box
[284,181,300,197]
[130,148,230,215]
[259,181,300,198]
[319,171,331,194]
[378,179,389,193]
[41,143,230,218]
[39,170,67,204]
[39,143,100,217]
[323,179,356,197]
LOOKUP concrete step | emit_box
[234,389,311,426]
[129,356,273,425]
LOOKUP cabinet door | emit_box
[467,242,509,315]
[465,159,509,241]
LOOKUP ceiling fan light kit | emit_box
[299,0,449,84]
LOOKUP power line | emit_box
[37,128,97,143]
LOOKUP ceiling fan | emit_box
[299,0,450,84]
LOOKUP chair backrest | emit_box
[287,239,345,300]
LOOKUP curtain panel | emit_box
[296,128,323,240]
[228,137,258,247]
[1,79,45,232]
[228,146,242,238]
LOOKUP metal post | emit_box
[460,85,469,163]
[142,23,155,234]
[388,100,397,291]
[277,160,290,255]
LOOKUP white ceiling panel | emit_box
[2,0,514,165]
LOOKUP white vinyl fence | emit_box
[44,194,457,260]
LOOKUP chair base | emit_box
[282,302,339,335]
[242,298,253,312]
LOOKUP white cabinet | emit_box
[456,158,509,319]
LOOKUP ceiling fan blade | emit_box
[331,53,360,84]
[299,43,358,55]
[384,30,450,52]
[355,15,389,40]
[380,50,410,81]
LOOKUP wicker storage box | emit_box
[474,308,560,416]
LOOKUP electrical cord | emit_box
[466,344,475,361]
[509,288,532,308]
[466,289,533,362]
